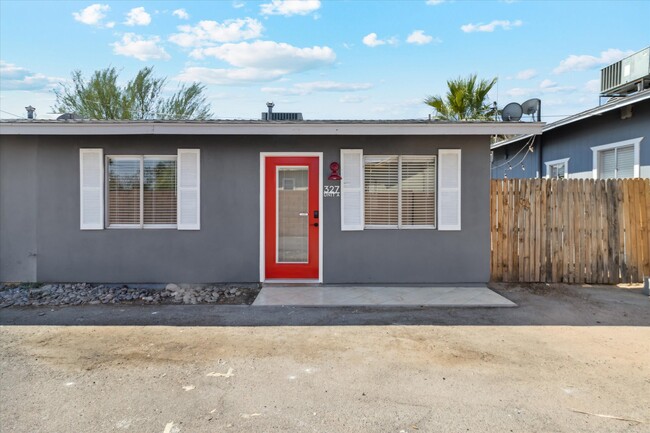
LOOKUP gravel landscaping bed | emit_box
[0,283,260,307]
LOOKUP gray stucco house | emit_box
[0,120,539,284]
[491,89,649,179]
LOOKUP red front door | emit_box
[265,156,320,280]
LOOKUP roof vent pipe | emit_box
[25,105,35,120]
[266,102,274,121]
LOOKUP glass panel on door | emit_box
[277,167,309,263]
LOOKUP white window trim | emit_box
[544,157,570,179]
[591,137,643,179]
[363,155,437,230]
[105,154,178,229]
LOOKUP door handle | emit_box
[313,222,319,227]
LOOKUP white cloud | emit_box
[169,18,263,47]
[172,8,189,20]
[262,81,373,95]
[505,87,531,98]
[553,48,633,74]
[362,33,397,47]
[406,30,437,45]
[460,19,522,33]
[176,67,282,85]
[539,79,556,89]
[72,4,110,27]
[112,34,171,61]
[0,61,62,91]
[124,7,151,26]
[260,0,321,16]
[515,68,537,80]
[177,41,335,84]
[584,79,600,93]
[190,40,335,69]
[233,1,245,8]
[426,0,445,4]
[505,79,575,98]
[339,95,369,103]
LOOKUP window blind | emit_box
[107,157,141,226]
[364,156,399,227]
[401,156,436,228]
[616,145,634,178]
[107,156,178,227]
[599,149,616,179]
[144,157,177,225]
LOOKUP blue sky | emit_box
[0,0,648,120]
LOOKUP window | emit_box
[80,148,200,231]
[106,156,177,228]
[363,155,436,229]
[591,138,642,179]
[545,158,569,179]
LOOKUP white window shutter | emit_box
[79,148,104,230]
[340,149,364,231]
[438,149,461,231]
[177,149,200,230]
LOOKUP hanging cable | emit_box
[491,134,535,170]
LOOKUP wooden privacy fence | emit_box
[490,178,650,284]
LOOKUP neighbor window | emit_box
[545,158,569,179]
[597,146,634,179]
[106,155,177,228]
[591,138,642,179]
[363,155,436,229]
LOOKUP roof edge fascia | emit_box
[0,121,543,136]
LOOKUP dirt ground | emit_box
[1,284,649,433]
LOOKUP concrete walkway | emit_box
[252,285,516,307]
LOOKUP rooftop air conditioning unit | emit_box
[600,47,650,96]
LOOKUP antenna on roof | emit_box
[521,98,541,122]
[501,102,523,121]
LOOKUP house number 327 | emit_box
[324,185,340,197]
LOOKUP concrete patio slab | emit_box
[252,285,517,307]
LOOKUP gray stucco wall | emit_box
[491,98,650,179]
[1,134,490,284]
[0,138,38,281]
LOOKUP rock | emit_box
[89,300,101,305]
[165,283,179,292]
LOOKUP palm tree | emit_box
[425,74,497,121]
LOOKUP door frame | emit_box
[259,152,323,283]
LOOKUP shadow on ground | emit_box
[1,284,648,327]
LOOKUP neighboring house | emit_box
[491,89,649,179]
[0,120,540,284]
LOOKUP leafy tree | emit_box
[53,67,212,120]
[425,74,497,121]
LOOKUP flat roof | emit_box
[0,119,543,136]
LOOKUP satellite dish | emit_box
[501,102,523,121]
[521,98,541,121]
